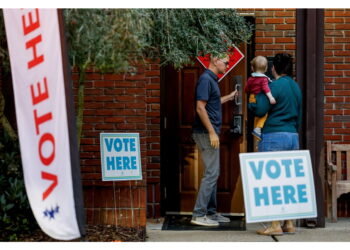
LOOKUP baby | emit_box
[245,55,276,140]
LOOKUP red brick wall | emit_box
[324,9,350,143]
[324,9,350,217]
[239,8,296,59]
[145,60,162,218]
[76,59,161,226]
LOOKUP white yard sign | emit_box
[100,133,142,181]
[239,150,317,223]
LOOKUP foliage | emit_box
[146,9,253,69]
[64,9,153,146]
[64,9,152,73]
[0,131,38,241]
[0,10,10,73]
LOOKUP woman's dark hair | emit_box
[273,53,293,76]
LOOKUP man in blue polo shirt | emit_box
[191,54,238,227]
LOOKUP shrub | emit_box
[0,131,38,241]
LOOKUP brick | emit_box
[325,44,344,50]
[325,57,344,63]
[324,130,333,137]
[127,117,145,123]
[334,50,350,56]
[325,17,345,23]
[337,78,350,84]
[125,102,146,109]
[82,173,102,180]
[104,103,125,109]
[254,50,275,57]
[325,30,344,36]
[324,37,333,43]
[324,70,343,77]
[285,18,296,24]
[127,88,145,95]
[334,38,350,43]
[325,10,334,17]
[125,74,145,81]
[266,8,286,11]
[275,37,294,43]
[275,24,295,30]
[140,209,147,226]
[324,78,334,84]
[115,95,137,102]
[85,89,104,95]
[324,122,343,128]
[255,11,274,17]
[324,116,333,122]
[284,31,296,37]
[255,37,274,43]
[325,96,345,102]
[264,44,284,50]
[325,109,343,115]
[334,11,350,17]
[145,70,160,77]
[324,90,334,96]
[336,103,350,109]
[104,117,125,123]
[85,73,103,81]
[116,123,136,130]
[324,64,334,70]
[325,135,342,140]
[83,116,104,123]
[335,64,350,70]
[334,115,350,122]
[275,11,295,17]
[262,31,284,37]
[115,81,137,88]
[325,23,335,29]
[93,80,115,87]
[147,84,161,90]
[256,24,275,31]
[93,209,101,224]
[94,96,115,102]
[265,18,284,24]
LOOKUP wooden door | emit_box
[162,44,248,215]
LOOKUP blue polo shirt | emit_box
[192,69,222,135]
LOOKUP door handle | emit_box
[234,83,242,106]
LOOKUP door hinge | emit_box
[164,187,167,199]
[164,117,167,130]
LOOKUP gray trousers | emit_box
[192,133,220,217]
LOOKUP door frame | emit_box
[159,16,256,216]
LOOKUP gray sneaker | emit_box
[207,213,230,223]
[190,216,219,227]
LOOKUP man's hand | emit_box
[209,131,220,149]
[221,90,238,104]
[229,89,238,101]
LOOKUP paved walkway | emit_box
[146,218,350,242]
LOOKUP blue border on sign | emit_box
[100,133,142,181]
[239,150,317,223]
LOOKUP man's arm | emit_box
[196,100,219,149]
[221,90,238,104]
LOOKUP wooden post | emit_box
[296,9,325,227]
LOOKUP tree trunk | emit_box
[76,69,86,150]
